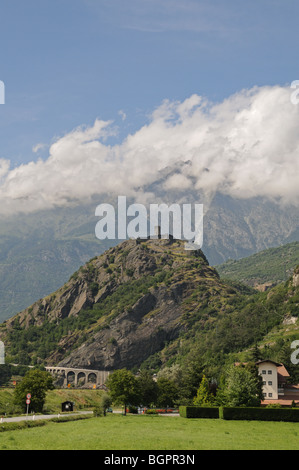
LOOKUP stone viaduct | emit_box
[45,366,110,388]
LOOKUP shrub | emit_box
[179,406,219,419]
[0,420,47,432]
[93,406,104,417]
[219,407,299,422]
[144,409,158,415]
[127,406,138,414]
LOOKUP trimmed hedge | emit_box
[0,419,47,432]
[0,414,92,432]
[220,407,299,422]
[179,406,219,419]
[179,406,299,422]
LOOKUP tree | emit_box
[249,343,262,363]
[14,369,54,413]
[137,370,158,407]
[0,364,11,386]
[156,377,179,408]
[100,392,113,416]
[215,374,227,406]
[193,375,215,406]
[218,363,262,407]
[105,369,139,415]
[178,350,205,402]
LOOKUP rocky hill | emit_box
[0,238,247,370]
[0,238,298,378]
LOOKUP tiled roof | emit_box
[277,364,290,378]
[261,399,299,406]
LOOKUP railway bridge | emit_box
[45,366,110,388]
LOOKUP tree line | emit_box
[106,363,264,413]
[2,360,264,417]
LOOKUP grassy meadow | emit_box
[1,413,299,450]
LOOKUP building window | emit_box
[262,370,266,374]
[268,381,272,386]
[263,393,267,397]
[268,370,272,375]
[262,381,266,385]
[269,393,272,397]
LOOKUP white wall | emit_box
[258,361,278,399]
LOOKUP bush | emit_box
[50,415,91,423]
[127,406,138,414]
[144,409,158,415]
[93,406,104,417]
[219,407,299,422]
[179,406,219,419]
[0,420,47,432]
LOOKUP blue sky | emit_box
[0,0,298,168]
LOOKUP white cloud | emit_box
[0,84,298,214]
[118,110,127,121]
[32,143,47,153]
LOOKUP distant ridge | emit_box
[215,241,299,288]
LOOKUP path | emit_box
[0,411,93,423]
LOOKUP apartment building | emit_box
[256,359,299,406]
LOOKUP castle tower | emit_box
[154,225,161,239]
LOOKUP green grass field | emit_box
[1,414,299,450]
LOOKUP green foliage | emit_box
[220,407,299,422]
[179,406,219,419]
[136,370,158,407]
[193,375,215,406]
[180,406,299,423]
[0,420,47,433]
[0,365,11,386]
[216,363,263,407]
[100,392,113,416]
[13,369,54,413]
[216,241,299,286]
[156,377,179,408]
[105,369,140,414]
[89,281,100,296]
[144,409,158,415]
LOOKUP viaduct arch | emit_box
[45,366,110,388]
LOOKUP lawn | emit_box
[1,414,299,450]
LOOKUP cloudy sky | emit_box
[0,0,299,213]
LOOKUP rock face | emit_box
[293,266,299,288]
[58,285,184,370]
[1,237,228,370]
[255,282,277,292]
